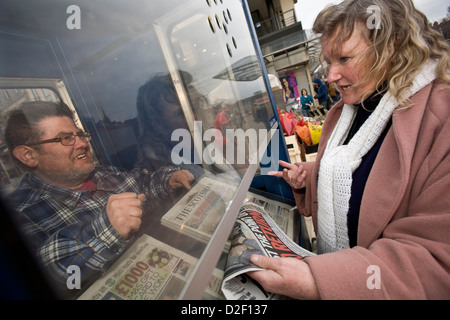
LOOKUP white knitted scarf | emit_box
[316,60,437,254]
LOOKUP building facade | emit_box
[247,0,322,110]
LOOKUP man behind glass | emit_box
[3,101,194,296]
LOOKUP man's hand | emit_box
[106,192,146,239]
[247,254,320,300]
[168,169,194,191]
[267,160,306,189]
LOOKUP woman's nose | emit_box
[327,64,342,83]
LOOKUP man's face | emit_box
[30,116,95,188]
[322,24,379,105]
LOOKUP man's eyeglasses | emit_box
[26,132,91,147]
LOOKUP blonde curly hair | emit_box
[313,0,450,107]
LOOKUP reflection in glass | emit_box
[0,0,278,300]
[135,71,204,180]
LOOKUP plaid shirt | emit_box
[8,165,178,292]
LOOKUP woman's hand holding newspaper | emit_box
[247,254,320,300]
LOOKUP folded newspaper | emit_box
[160,175,236,245]
[221,202,315,300]
[78,234,225,300]
[160,175,298,248]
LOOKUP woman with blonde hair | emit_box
[248,0,450,299]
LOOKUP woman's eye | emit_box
[339,57,349,63]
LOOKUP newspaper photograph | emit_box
[160,175,237,244]
[78,234,224,300]
[243,192,297,241]
[221,202,315,300]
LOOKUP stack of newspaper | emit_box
[78,234,225,300]
[160,176,236,245]
[160,175,298,247]
[79,176,314,300]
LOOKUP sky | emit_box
[294,0,450,30]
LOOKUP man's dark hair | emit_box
[4,101,75,152]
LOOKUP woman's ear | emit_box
[12,146,38,168]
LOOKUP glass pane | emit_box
[0,0,277,299]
